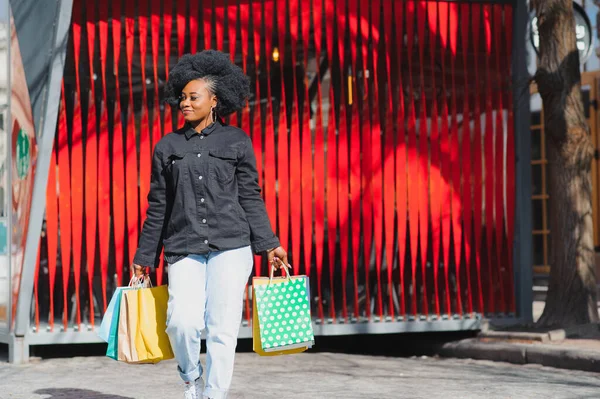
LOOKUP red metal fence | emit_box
[33,0,515,332]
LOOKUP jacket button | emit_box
[201,198,205,202]
[199,176,203,180]
[197,153,201,157]
[204,239,208,244]
[202,219,206,223]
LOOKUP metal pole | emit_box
[2,0,11,338]
[13,0,72,344]
[512,0,534,323]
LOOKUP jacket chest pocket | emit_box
[208,149,237,183]
[164,152,187,184]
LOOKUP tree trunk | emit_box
[533,0,599,327]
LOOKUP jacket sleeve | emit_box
[237,135,280,254]
[133,146,167,268]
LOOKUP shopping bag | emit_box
[117,288,142,363]
[135,285,174,362]
[117,283,173,364]
[99,286,132,343]
[252,289,310,356]
[252,265,315,356]
[105,287,134,360]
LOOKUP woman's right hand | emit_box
[131,263,147,280]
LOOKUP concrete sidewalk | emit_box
[2,351,600,398]
[438,322,600,373]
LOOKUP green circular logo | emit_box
[16,128,30,179]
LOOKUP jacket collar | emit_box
[184,119,222,140]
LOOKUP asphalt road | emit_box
[2,351,600,399]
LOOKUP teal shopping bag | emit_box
[98,287,131,342]
[105,287,133,360]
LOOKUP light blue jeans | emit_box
[166,246,253,399]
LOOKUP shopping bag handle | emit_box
[269,263,292,285]
[128,274,152,289]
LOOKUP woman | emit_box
[131,50,288,399]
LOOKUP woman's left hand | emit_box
[267,246,289,271]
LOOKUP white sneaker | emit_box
[194,377,204,398]
[184,381,197,399]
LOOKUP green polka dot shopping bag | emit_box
[252,265,315,356]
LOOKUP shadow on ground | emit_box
[0,343,7,362]
[1,331,476,361]
[30,343,108,359]
[238,331,476,357]
[35,388,133,398]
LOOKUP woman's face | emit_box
[179,78,217,125]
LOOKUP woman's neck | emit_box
[190,117,213,133]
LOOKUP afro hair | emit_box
[164,50,251,116]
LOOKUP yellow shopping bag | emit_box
[252,265,312,356]
[117,282,174,364]
[136,285,174,362]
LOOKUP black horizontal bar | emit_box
[428,0,516,4]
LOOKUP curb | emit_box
[438,339,600,373]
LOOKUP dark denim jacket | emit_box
[133,120,280,268]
